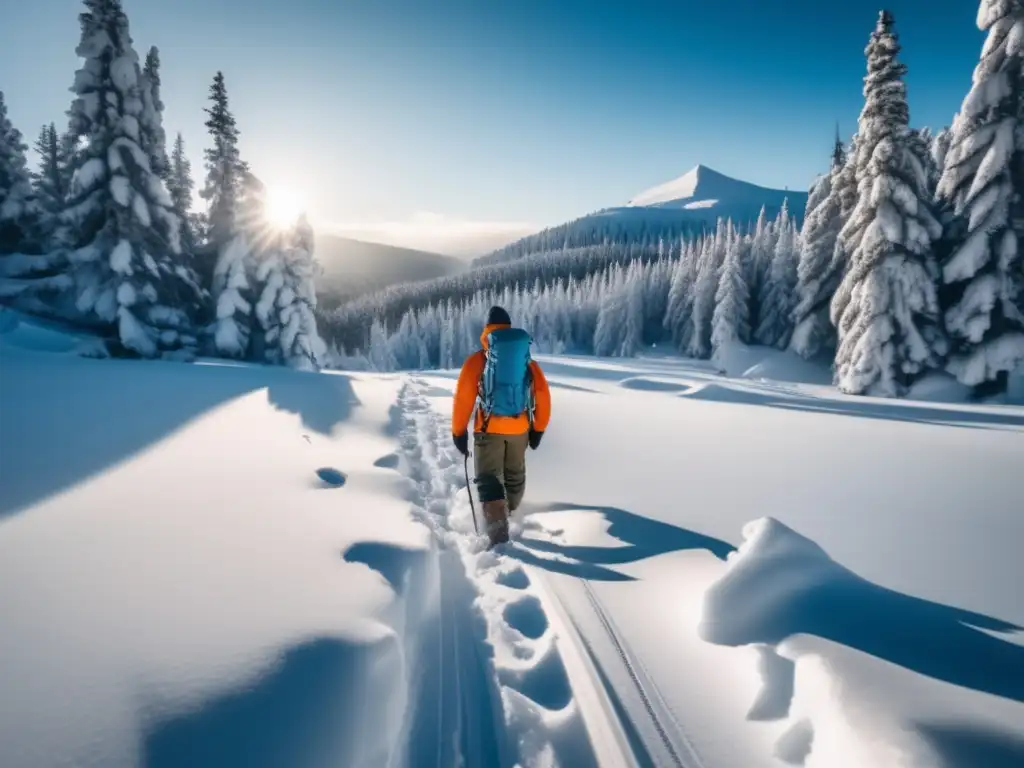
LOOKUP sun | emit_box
[265,185,304,229]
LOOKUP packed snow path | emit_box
[396,377,706,767]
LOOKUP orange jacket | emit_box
[452,322,551,436]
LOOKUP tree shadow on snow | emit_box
[266,370,359,436]
[0,354,360,520]
[684,384,1024,432]
[504,503,735,582]
[144,635,399,768]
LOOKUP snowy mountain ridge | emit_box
[477,164,807,267]
[627,163,805,214]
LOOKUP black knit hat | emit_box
[486,306,512,326]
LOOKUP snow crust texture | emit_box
[2,316,1023,768]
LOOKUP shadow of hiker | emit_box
[503,503,735,582]
[501,543,637,582]
[145,636,399,768]
[266,371,360,436]
[702,521,1024,704]
[685,384,1024,432]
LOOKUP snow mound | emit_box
[713,342,833,384]
[700,517,1024,768]
[0,309,97,355]
[907,371,973,403]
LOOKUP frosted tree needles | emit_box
[935,0,1024,395]
[831,11,945,397]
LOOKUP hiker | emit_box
[452,306,551,547]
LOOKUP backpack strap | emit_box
[477,344,493,434]
[526,360,536,429]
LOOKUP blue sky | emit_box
[1,0,982,255]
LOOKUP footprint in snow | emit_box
[373,453,400,470]
[316,467,347,487]
[503,594,549,640]
[496,568,531,591]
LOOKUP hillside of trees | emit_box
[475,165,806,269]
[0,0,325,369]
[323,8,1024,399]
[3,4,1022,398]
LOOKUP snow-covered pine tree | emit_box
[930,126,952,174]
[754,200,798,348]
[663,239,698,350]
[832,11,945,396]
[439,298,456,368]
[593,264,627,356]
[711,221,751,353]
[747,206,773,332]
[643,254,671,345]
[368,316,396,371]
[825,137,860,326]
[390,310,417,369]
[687,229,723,358]
[52,1,202,357]
[135,53,204,331]
[909,127,941,199]
[549,281,572,353]
[413,308,431,369]
[791,135,848,358]
[0,107,74,315]
[31,123,72,247]
[140,47,169,181]
[0,92,40,257]
[212,171,263,357]
[934,0,1024,395]
[201,71,249,255]
[620,259,645,356]
[253,214,325,370]
[166,135,198,259]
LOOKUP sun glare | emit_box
[265,185,304,229]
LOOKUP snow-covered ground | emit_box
[2,311,1023,768]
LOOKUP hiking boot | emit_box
[482,499,509,548]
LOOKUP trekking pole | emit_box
[464,452,479,534]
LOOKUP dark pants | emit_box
[473,431,529,511]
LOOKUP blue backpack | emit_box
[479,327,534,430]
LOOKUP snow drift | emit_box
[2,313,1023,768]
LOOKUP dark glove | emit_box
[528,429,543,450]
[453,432,469,457]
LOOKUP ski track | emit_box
[395,375,706,768]
[578,581,703,768]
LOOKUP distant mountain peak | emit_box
[476,164,807,267]
[627,164,764,208]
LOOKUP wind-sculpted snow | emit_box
[700,518,1024,767]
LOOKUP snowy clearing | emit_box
[1,312,1023,768]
